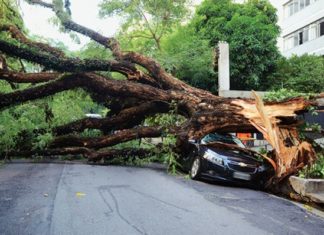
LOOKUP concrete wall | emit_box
[218,90,268,98]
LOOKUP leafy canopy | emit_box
[0,0,23,29]
[99,0,192,51]
[269,55,324,93]
[160,26,216,92]
[193,0,280,90]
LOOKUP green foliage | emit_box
[299,154,324,179]
[114,135,181,174]
[145,103,185,174]
[73,41,113,60]
[145,101,186,129]
[99,0,191,52]
[307,106,319,117]
[258,147,267,155]
[50,89,101,126]
[159,27,216,92]
[0,0,24,29]
[79,129,103,138]
[33,132,53,150]
[106,103,185,172]
[30,34,70,55]
[117,28,159,55]
[158,134,181,175]
[268,55,324,93]
[0,0,27,70]
[193,0,280,90]
[300,122,322,135]
[72,42,128,79]
[102,139,157,166]
[0,87,103,154]
[145,113,185,130]
[0,99,49,152]
[263,88,314,102]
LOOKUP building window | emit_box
[294,33,299,46]
[300,0,305,10]
[293,0,299,13]
[284,0,317,18]
[320,22,324,36]
[299,32,303,45]
[303,28,309,42]
[309,24,318,40]
[283,17,324,51]
[284,36,294,51]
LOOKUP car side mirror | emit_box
[188,139,197,144]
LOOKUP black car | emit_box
[180,133,275,189]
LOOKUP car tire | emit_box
[190,156,201,180]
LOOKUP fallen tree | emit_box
[0,0,322,186]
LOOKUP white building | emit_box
[276,0,324,57]
[234,0,324,57]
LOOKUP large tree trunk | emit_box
[0,0,322,185]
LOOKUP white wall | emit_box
[283,35,324,56]
[272,0,324,56]
[282,0,324,35]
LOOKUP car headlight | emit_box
[203,151,224,165]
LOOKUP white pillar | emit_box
[218,41,230,92]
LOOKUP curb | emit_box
[289,176,324,203]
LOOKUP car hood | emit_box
[202,142,263,165]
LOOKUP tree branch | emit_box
[24,0,207,92]
[27,0,123,59]
[54,101,170,135]
[0,72,182,110]
[0,24,66,58]
[1,147,153,162]
[0,71,60,83]
[50,126,163,149]
[0,38,121,72]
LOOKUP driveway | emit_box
[0,162,323,235]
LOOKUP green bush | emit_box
[263,88,314,102]
[193,0,280,90]
[299,154,324,179]
[269,55,324,93]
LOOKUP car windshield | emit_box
[201,133,245,148]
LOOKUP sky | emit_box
[20,0,122,50]
[20,0,202,51]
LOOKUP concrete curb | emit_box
[289,176,324,203]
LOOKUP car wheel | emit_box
[190,156,201,180]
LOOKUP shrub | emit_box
[299,154,324,179]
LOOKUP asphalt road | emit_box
[0,162,324,235]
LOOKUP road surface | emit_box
[0,162,324,235]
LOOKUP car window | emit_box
[201,133,245,148]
